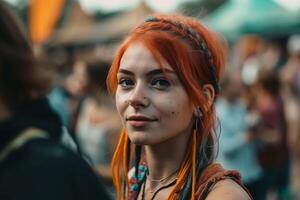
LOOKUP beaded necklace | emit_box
[128,161,179,200]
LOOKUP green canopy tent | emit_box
[204,0,300,40]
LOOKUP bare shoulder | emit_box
[205,179,251,200]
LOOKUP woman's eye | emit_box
[118,78,134,89]
[151,78,171,89]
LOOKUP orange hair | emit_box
[107,14,226,200]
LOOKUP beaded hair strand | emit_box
[180,120,215,200]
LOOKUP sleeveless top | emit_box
[195,163,252,199]
[128,162,252,200]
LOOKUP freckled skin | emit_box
[115,43,194,146]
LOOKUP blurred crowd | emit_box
[216,34,300,200]
[46,56,122,197]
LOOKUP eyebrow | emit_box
[118,68,175,76]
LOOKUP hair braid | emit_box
[143,16,220,94]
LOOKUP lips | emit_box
[126,115,157,127]
[127,115,156,121]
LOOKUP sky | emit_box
[77,0,300,13]
[78,0,194,13]
[2,0,195,13]
[275,0,300,12]
[3,0,300,13]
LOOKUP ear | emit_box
[202,84,215,111]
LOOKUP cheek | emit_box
[115,90,127,115]
[160,98,192,121]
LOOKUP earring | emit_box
[194,107,202,132]
[194,107,203,118]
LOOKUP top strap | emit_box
[0,127,49,161]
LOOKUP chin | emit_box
[128,136,148,145]
[131,140,146,146]
[127,132,152,145]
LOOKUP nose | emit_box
[127,82,149,109]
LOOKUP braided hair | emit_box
[107,14,226,200]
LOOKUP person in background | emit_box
[107,14,252,200]
[254,69,291,200]
[216,71,263,200]
[48,59,88,134]
[75,59,121,197]
[0,2,110,200]
[280,34,300,156]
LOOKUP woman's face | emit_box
[115,42,194,145]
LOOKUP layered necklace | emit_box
[141,169,179,200]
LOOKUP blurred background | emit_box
[2,0,300,199]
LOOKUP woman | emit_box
[107,14,252,200]
[0,2,110,199]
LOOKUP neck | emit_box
[144,125,192,187]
